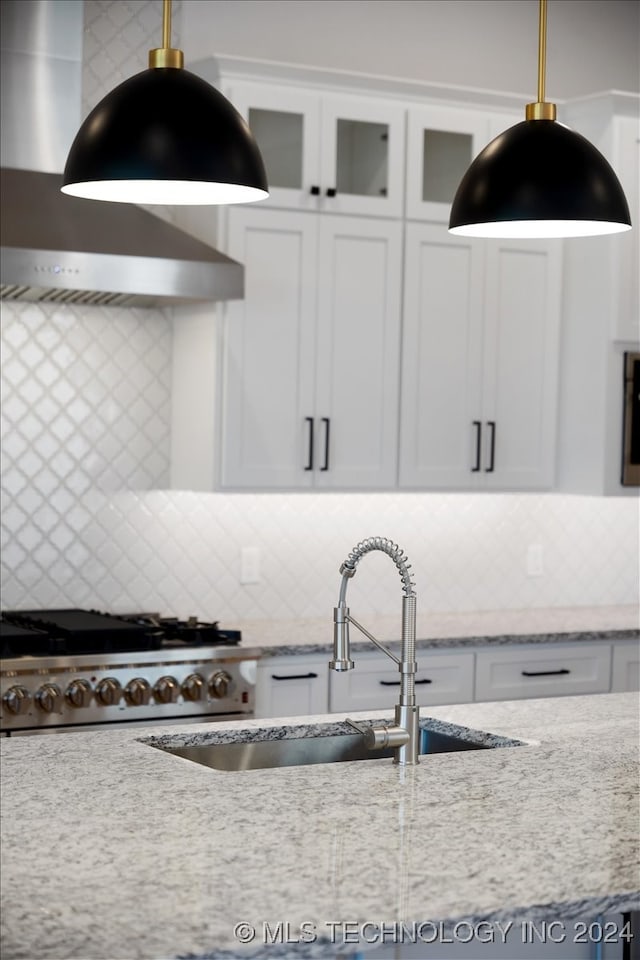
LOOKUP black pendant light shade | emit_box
[62,67,269,205]
[449,0,632,239]
[449,119,632,238]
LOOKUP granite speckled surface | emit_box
[1,692,639,960]
[237,606,640,656]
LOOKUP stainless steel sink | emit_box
[152,726,498,772]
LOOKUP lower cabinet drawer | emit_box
[330,651,474,713]
[255,656,329,718]
[475,643,611,702]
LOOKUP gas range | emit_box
[0,609,261,736]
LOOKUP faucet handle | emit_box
[346,718,410,751]
[345,717,369,737]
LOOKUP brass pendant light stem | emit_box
[149,0,184,69]
[162,0,172,49]
[526,0,556,121]
[537,0,547,103]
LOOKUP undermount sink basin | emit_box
[150,723,517,772]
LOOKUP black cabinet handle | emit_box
[379,678,432,686]
[521,668,570,677]
[271,672,318,681]
[320,417,330,471]
[304,417,314,470]
[485,420,496,472]
[326,187,337,197]
[310,185,320,196]
[472,421,482,472]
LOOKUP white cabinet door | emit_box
[556,95,639,496]
[220,208,318,489]
[255,656,329,718]
[482,238,562,489]
[227,80,405,218]
[314,216,402,488]
[610,113,640,342]
[220,208,402,490]
[611,640,640,692]
[399,224,562,491]
[405,105,492,222]
[475,644,612,702]
[319,93,406,218]
[224,80,322,211]
[330,651,475,712]
[399,223,484,488]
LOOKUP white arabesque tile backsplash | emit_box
[2,299,639,622]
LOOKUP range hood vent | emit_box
[0,285,136,308]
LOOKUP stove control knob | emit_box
[154,676,179,704]
[35,683,62,713]
[182,673,204,702]
[208,671,233,700]
[95,677,122,706]
[2,685,31,715]
[65,679,92,709]
[125,677,151,706]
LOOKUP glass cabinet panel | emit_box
[422,129,473,204]
[248,108,304,190]
[406,107,491,220]
[336,118,389,198]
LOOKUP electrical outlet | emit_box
[240,547,261,585]
[526,544,544,577]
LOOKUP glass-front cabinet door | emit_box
[319,93,405,217]
[225,81,322,210]
[405,105,492,221]
[225,80,405,217]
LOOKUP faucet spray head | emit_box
[329,604,354,671]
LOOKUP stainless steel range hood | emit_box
[0,1,243,308]
[0,168,244,307]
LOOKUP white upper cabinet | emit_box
[398,226,484,488]
[399,224,562,490]
[219,207,402,490]
[224,80,406,218]
[220,208,318,489]
[405,105,490,222]
[171,64,634,497]
[556,93,640,496]
[405,106,519,222]
[563,94,639,344]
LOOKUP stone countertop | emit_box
[237,605,640,656]
[1,692,639,960]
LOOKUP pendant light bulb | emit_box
[448,0,631,239]
[61,0,268,206]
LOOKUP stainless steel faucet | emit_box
[329,537,419,765]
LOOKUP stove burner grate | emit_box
[0,609,241,658]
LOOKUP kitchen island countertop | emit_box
[1,692,639,960]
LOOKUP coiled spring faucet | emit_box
[330,537,419,765]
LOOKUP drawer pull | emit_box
[521,668,571,678]
[321,417,330,471]
[485,420,496,472]
[304,417,314,471]
[472,421,482,472]
[379,678,432,686]
[271,672,318,681]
